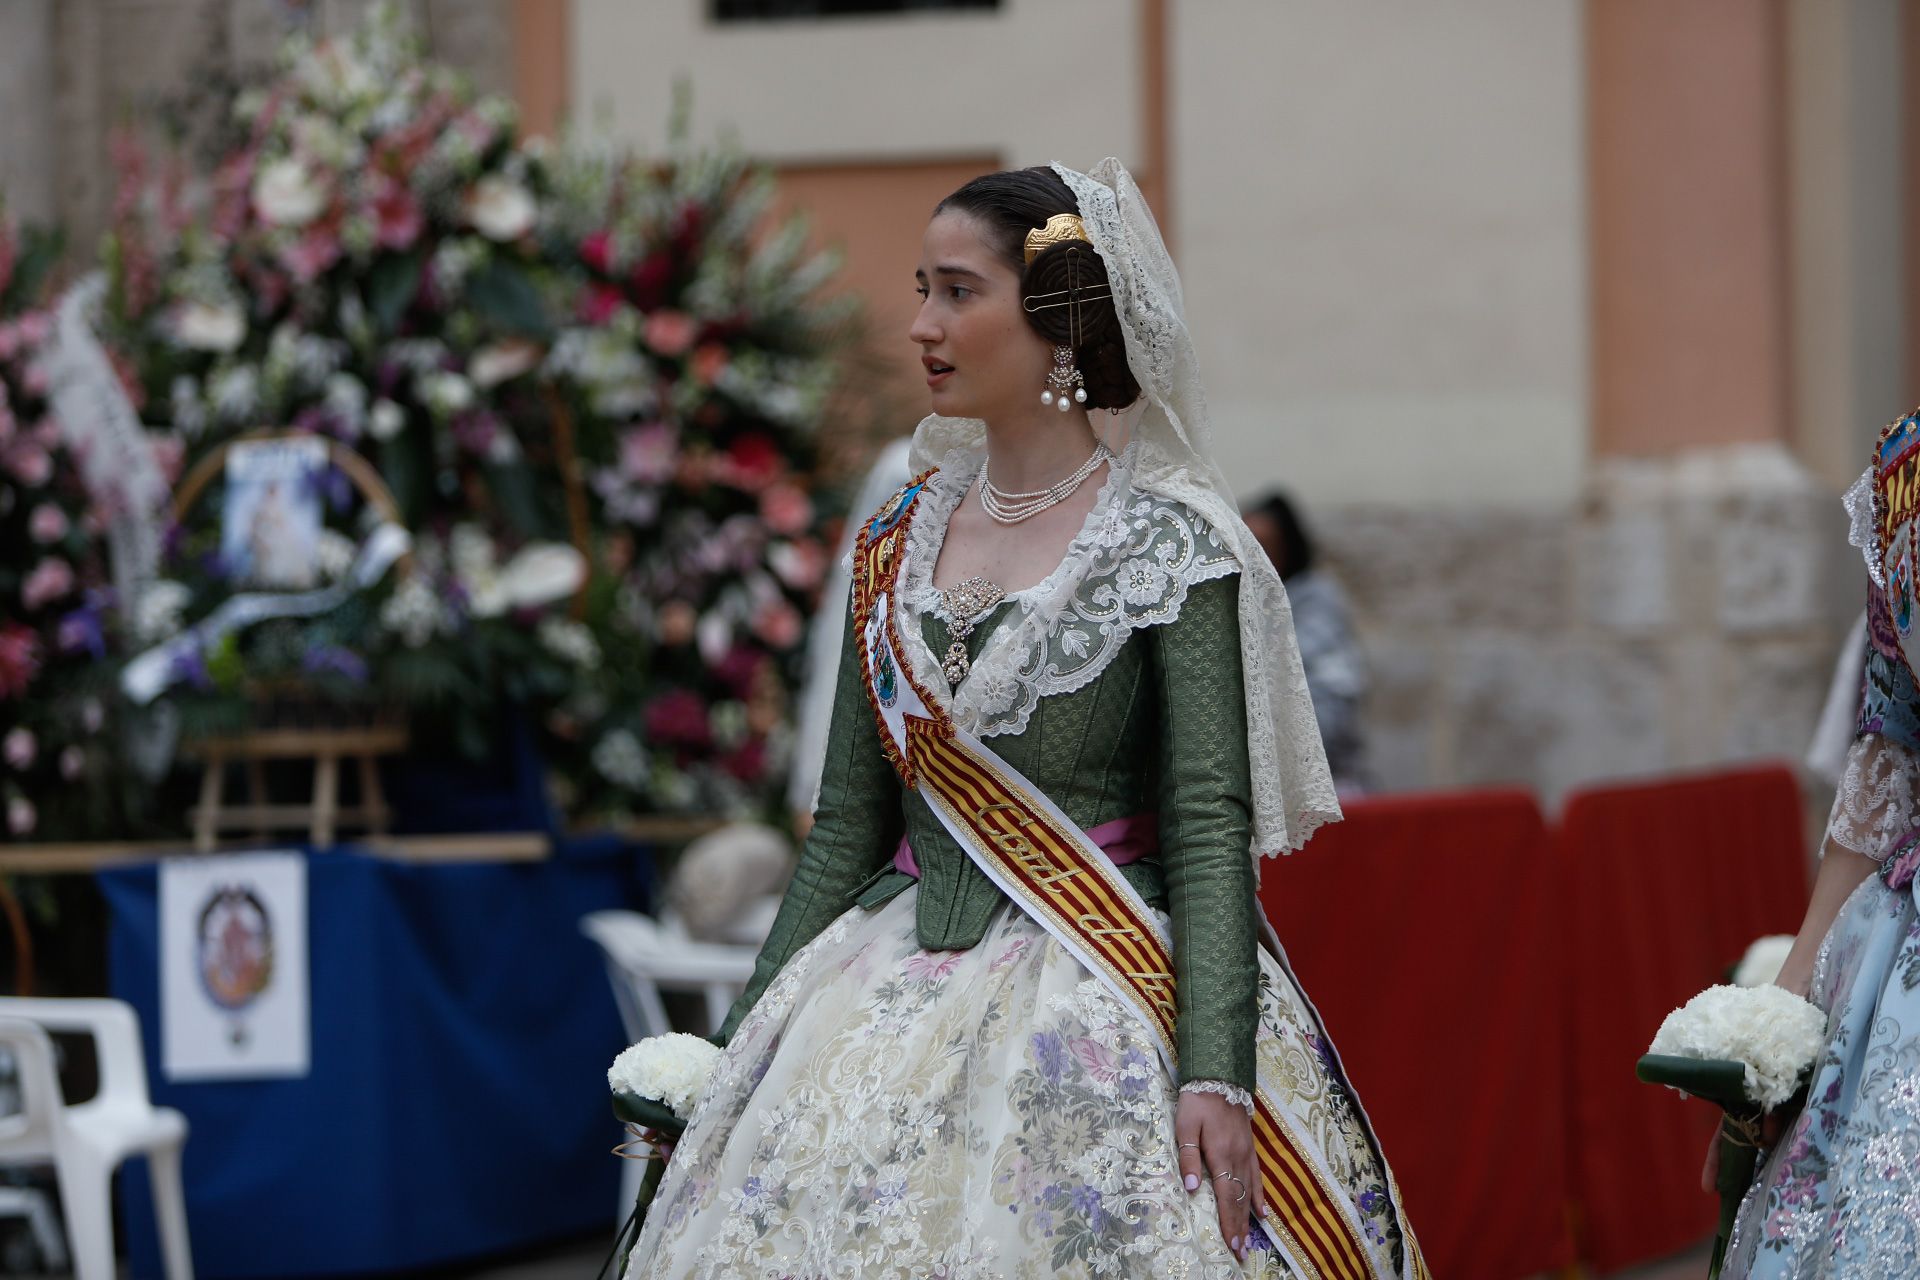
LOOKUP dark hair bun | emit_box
[1022,241,1140,410]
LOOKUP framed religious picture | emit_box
[220,436,326,589]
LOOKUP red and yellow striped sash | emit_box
[907,718,1425,1280]
[848,474,1426,1280]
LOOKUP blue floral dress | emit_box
[1723,582,1920,1277]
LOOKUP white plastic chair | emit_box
[580,909,757,1042]
[580,910,757,1224]
[0,999,192,1280]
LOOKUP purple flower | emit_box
[301,462,353,512]
[169,646,214,692]
[302,645,369,683]
[1359,1189,1385,1214]
[1069,1183,1104,1225]
[1031,1031,1068,1084]
[57,604,106,659]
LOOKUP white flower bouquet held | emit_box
[1638,982,1828,1278]
[604,1032,724,1270]
[607,1032,721,1125]
[1647,983,1827,1109]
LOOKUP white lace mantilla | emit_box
[1827,734,1920,864]
[897,444,1239,741]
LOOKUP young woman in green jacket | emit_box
[625,160,1421,1280]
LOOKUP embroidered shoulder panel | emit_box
[898,449,1241,740]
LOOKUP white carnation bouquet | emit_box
[1638,977,1827,1278]
[605,1032,725,1265]
[608,1032,722,1124]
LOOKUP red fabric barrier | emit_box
[1558,764,1811,1273]
[1261,788,1573,1280]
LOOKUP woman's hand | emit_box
[1176,1088,1267,1261]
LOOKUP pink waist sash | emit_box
[893,811,1160,879]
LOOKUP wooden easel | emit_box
[184,721,410,851]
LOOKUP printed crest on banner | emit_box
[197,885,276,1026]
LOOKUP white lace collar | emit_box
[895,441,1239,740]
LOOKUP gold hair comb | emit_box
[1023,213,1090,264]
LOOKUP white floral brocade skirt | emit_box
[623,889,1411,1280]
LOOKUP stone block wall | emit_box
[1318,443,1860,807]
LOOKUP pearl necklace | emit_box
[980,442,1112,525]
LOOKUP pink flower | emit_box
[903,951,963,982]
[719,737,766,784]
[751,600,803,651]
[618,423,679,485]
[0,624,40,699]
[581,284,624,326]
[643,309,699,358]
[721,433,781,493]
[3,728,34,770]
[4,442,51,487]
[768,538,826,591]
[643,689,711,749]
[59,746,84,781]
[759,484,813,535]
[28,504,68,544]
[690,343,730,387]
[21,557,74,610]
[5,796,33,837]
[580,229,616,274]
[370,174,424,250]
[280,226,343,282]
[149,434,186,485]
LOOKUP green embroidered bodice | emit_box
[717,486,1261,1090]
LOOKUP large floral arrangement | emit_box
[529,134,845,821]
[105,10,596,758]
[98,6,848,823]
[0,214,142,842]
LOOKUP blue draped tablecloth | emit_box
[98,836,653,1278]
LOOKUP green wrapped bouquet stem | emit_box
[1635,1054,1803,1279]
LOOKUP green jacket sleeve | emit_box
[1150,571,1260,1093]
[715,599,904,1042]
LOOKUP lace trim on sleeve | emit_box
[1179,1079,1254,1114]
[1826,734,1920,864]
[1844,466,1882,589]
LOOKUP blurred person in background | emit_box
[624,160,1424,1279]
[1711,415,1920,1277]
[1243,491,1371,793]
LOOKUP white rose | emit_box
[315,530,358,581]
[368,398,406,441]
[466,175,536,242]
[134,580,192,643]
[172,300,246,353]
[252,158,329,227]
[419,371,476,418]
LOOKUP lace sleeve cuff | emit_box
[1179,1079,1254,1114]
[1826,734,1920,864]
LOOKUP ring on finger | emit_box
[1213,1172,1248,1203]
[1178,1142,1202,1150]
